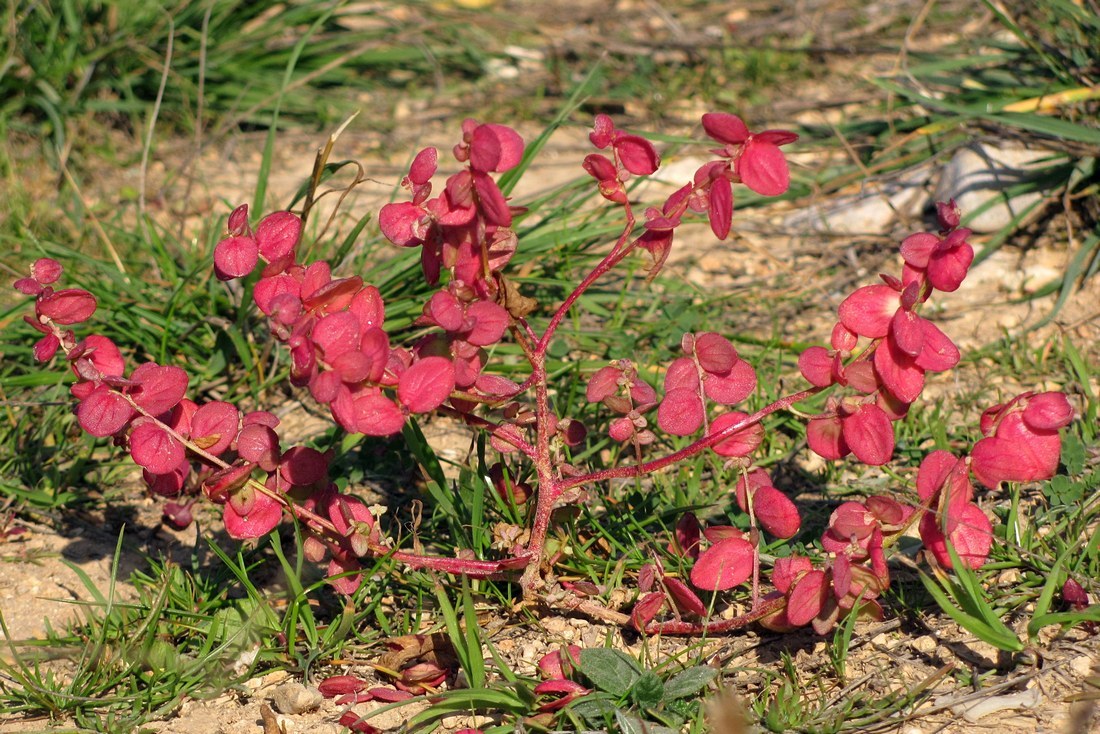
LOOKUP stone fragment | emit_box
[271,681,323,714]
[934,143,1061,233]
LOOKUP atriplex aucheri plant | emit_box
[13,112,1085,698]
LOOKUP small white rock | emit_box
[271,681,323,714]
[911,635,937,653]
[935,143,1061,233]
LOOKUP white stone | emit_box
[785,168,931,235]
[934,143,1062,233]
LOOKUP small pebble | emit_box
[271,681,323,714]
[912,635,937,654]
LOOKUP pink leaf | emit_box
[798,346,834,387]
[213,235,259,280]
[398,356,455,413]
[786,569,829,627]
[224,491,282,540]
[472,171,512,227]
[255,211,301,262]
[664,357,700,392]
[237,423,281,471]
[701,112,749,144]
[914,320,960,372]
[353,392,407,435]
[899,232,938,269]
[131,363,189,416]
[631,591,666,631]
[77,386,134,437]
[664,577,707,616]
[379,202,427,247]
[752,485,801,539]
[702,359,756,405]
[37,289,97,324]
[737,139,790,196]
[807,415,848,460]
[658,388,705,436]
[614,134,660,175]
[690,537,754,591]
[838,285,898,339]
[709,411,763,458]
[130,421,185,475]
[279,446,328,486]
[409,147,438,186]
[1023,392,1073,431]
[772,556,812,594]
[190,401,239,456]
[874,338,925,404]
[842,403,894,466]
[469,123,524,173]
[464,300,510,346]
[694,332,737,374]
[312,311,361,361]
[586,366,621,403]
[707,175,733,239]
[919,503,992,570]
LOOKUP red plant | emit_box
[14,111,1075,643]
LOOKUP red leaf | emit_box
[425,290,465,331]
[130,421,185,475]
[472,171,512,227]
[379,202,427,247]
[701,112,749,144]
[464,300,509,346]
[914,320,960,372]
[694,332,737,374]
[255,211,301,262]
[690,537,754,591]
[772,556,812,594]
[469,123,524,173]
[37,289,97,325]
[614,134,660,175]
[253,274,300,317]
[838,284,898,339]
[786,569,829,627]
[77,385,134,437]
[658,387,705,436]
[874,337,925,404]
[74,335,125,379]
[752,485,801,539]
[702,359,756,404]
[399,357,455,413]
[190,401,239,456]
[709,411,763,458]
[737,139,790,196]
[631,591,666,631]
[131,363,189,416]
[707,175,733,240]
[1023,392,1073,431]
[224,491,282,540]
[842,403,894,466]
[586,366,620,403]
[213,235,259,280]
[798,346,834,387]
[279,446,328,486]
[312,311,361,361]
[664,577,706,616]
[353,391,407,435]
[237,423,280,471]
[807,415,848,460]
[318,675,367,698]
[31,258,63,284]
[919,503,992,570]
